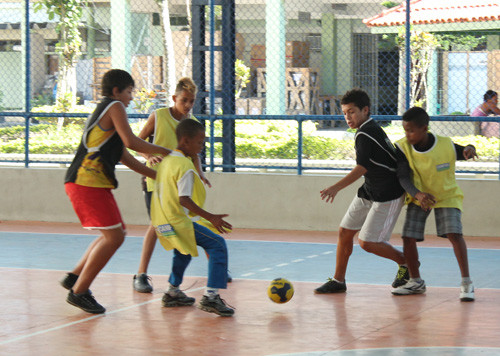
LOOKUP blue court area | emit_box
[1,231,499,289]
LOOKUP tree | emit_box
[34,0,85,129]
[155,0,176,105]
[397,28,439,108]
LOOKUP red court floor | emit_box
[1,221,499,355]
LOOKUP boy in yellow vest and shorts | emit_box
[151,119,234,316]
[393,107,477,301]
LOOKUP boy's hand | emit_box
[320,185,340,203]
[415,192,436,211]
[208,213,232,234]
[463,145,478,160]
[201,175,212,188]
[147,155,163,166]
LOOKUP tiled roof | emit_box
[363,0,500,27]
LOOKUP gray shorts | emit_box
[402,203,463,241]
[340,195,404,243]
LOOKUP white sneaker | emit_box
[460,283,475,302]
[391,279,426,295]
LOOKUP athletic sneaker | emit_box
[60,272,78,290]
[391,279,426,295]
[314,278,347,294]
[133,273,153,293]
[162,290,196,307]
[392,265,409,288]
[67,290,106,314]
[198,295,235,316]
[460,283,475,302]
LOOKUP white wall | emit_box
[0,167,498,237]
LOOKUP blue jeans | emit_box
[168,222,228,289]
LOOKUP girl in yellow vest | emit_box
[392,107,477,301]
[132,78,215,293]
[151,119,234,316]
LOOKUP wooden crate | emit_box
[255,67,320,115]
[91,56,163,102]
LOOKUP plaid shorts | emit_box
[402,203,462,241]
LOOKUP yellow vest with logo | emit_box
[150,151,216,256]
[145,109,198,191]
[396,134,463,211]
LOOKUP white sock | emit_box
[204,287,218,299]
[462,277,472,285]
[168,284,180,295]
[409,277,422,283]
[332,277,344,284]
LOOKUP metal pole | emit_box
[209,0,215,115]
[405,0,411,110]
[24,0,31,168]
[297,118,303,175]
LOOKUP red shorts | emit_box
[65,182,126,231]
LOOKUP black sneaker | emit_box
[314,278,347,294]
[162,290,196,307]
[67,290,106,314]
[198,295,235,317]
[227,272,233,283]
[133,273,153,293]
[60,273,78,290]
[392,265,409,288]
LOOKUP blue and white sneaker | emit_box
[391,279,426,295]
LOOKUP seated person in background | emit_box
[471,90,500,138]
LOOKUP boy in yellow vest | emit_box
[133,77,213,293]
[392,107,477,301]
[151,119,234,316]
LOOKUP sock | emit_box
[332,277,344,284]
[204,287,218,299]
[168,284,180,296]
[409,277,422,283]
[462,277,472,285]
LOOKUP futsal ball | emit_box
[267,278,294,304]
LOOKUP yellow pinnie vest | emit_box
[150,150,215,256]
[145,109,198,191]
[396,134,463,211]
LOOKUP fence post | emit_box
[23,0,31,168]
[405,0,411,111]
[297,117,303,175]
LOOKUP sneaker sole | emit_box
[134,287,153,293]
[391,289,426,295]
[198,304,234,317]
[162,300,195,307]
[66,298,106,314]
[314,289,346,294]
[460,295,475,302]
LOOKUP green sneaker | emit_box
[392,265,409,288]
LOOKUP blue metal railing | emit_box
[1,112,499,176]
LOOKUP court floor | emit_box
[1,221,500,355]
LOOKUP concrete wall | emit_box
[0,167,498,237]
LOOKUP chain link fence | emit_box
[0,0,499,177]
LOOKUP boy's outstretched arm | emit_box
[120,149,157,179]
[179,196,231,233]
[320,164,367,203]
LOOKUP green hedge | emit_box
[0,121,498,162]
